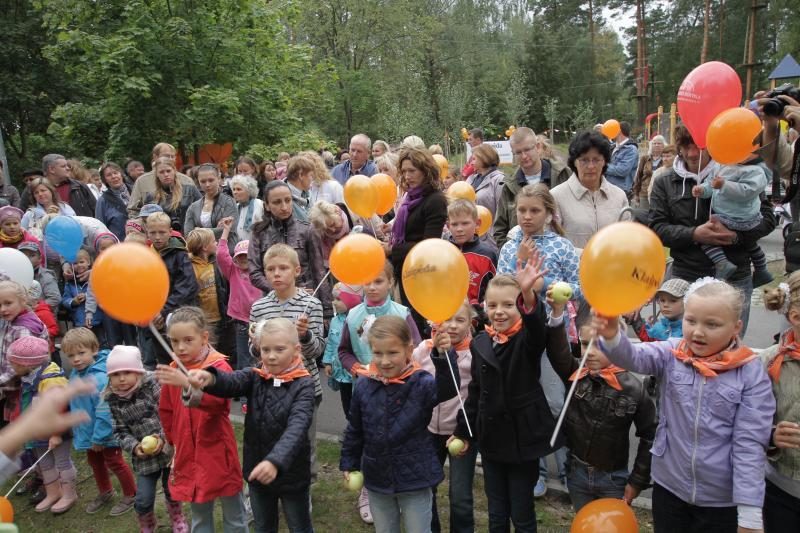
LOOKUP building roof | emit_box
[769,54,800,80]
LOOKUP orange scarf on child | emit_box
[252,356,310,384]
[569,365,626,391]
[671,340,757,378]
[767,330,800,383]
[424,333,473,352]
[484,318,523,344]
[355,361,422,385]
[169,346,228,371]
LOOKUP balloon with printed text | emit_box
[402,239,469,323]
[677,61,742,149]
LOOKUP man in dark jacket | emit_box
[18,154,96,216]
[605,121,639,197]
[649,124,776,334]
[0,161,20,207]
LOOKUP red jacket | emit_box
[159,351,242,503]
[450,236,497,304]
[34,300,59,352]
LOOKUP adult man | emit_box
[331,134,377,185]
[0,162,20,207]
[493,127,571,248]
[127,143,194,218]
[604,121,639,196]
[461,128,484,178]
[125,160,145,183]
[649,124,776,334]
[18,154,96,216]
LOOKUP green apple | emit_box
[345,471,364,491]
[141,436,159,455]
[447,438,465,456]
[551,281,573,305]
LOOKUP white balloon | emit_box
[0,248,34,288]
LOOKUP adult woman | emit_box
[230,174,264,242]
[68,159,101,199]
[372,140,391,159]
[632,134,666,210]
[257,161,277,199]
[144,157,201,233]
[466,144,505,236]
[234,156,258,178]
[387,147,448,332]
[308,201,354,264]
[95,162,132,241]
[647,144,677,201]
[21,178,75,230]
[550,131,629,249]
[184,163,238,241]
[305,151,344,205]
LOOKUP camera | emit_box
[762,83,800,117]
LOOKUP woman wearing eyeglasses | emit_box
[550,131,629,249]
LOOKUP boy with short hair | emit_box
[446,199,497,304]
[18,241,61,314]
[64,328,137,516]
[628,278,690,342]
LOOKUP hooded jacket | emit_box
[605,139,640,193]
[95,185,131,241]
[70,349,117,450]
[156,237,199,317]
[449,234,497,304]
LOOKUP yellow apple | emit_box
[141,436,159,455]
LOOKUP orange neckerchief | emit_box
[569,365,626,391]
[252,356,310,384]
[768,330,800,383]
[355,361,422,385]
[672,340,757,378]
[424,333,473,351]
[484,318,523,344]
[170,346,228,371]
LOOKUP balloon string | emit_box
[301,270,332,317]
[72,263,79,295]
[549,337,592,448]
[439,347,472,438]
[367,217,378,239]
[148,322,189,376]
[6,449,51,498]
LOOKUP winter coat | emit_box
[600,333,775,508]
[466,168,504,226]
[70,350,117,450]
[0,311,48,398]
[449,235,497,304]
[412,342,472,436]
[760,341,800,483]
[605,140,640,193]
[331,160,378,186]
[216,237,261,323]
[493,160,571,248]
[204,367,315,494]
[339,352,458,494]
[159,352,243,503]
[95,186,130,241]
[697,163,768,228]
[550,174,629,248]
[389,190,448,283]
[20,178,96,217]
[156,238,200,318]
[184,192,239,244]
[649,159,776,283]
[106,373,174,476]
[62,280,103,327]
[126,170,195,218]
[0,182,20,208]
[190,255,229,326]
[323,313,351,384]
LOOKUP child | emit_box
[411,300,477,533]
[446,199,497,304]
[545,290,657,511]
[323,283,362,420]
[0,205,42,254]
[64,328,136,515]
[6,336,76,513]
[17,240,61,314]
[761,273,800,531]
[340,315,458,533]
[691,161,772,286]
[85,232,134,347]
[62,249,105,339]
[628,278,690,342]
[105,345,188,532]
[189,318,316,532]
[451,251,557,531]
[154,307,248,532]
[592,277,775,532]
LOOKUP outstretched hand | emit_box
[516,248,548,296]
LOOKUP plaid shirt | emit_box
[106,373,173,476]
[0,312,50,400]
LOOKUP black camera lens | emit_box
[762,98,785,117]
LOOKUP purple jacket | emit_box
[600,334,775,508]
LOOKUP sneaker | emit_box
[357,488,373,524]
[109,495,135,516]
[533,477,547,498]
[243,492,254,524]
[752,269,774,288]
[85,491,114,514]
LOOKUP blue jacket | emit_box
[339,352,458,494]
[331,160,378,186]
[698,163,768,226]
[605,140,639,192]
[323,313,351,384]
[62,281,103,327]
[645,315,683,341]
[95,187,130,242]
[69,350,117,450]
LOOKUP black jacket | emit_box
[205,368,315,493]
[20,178,97,217]
[389,189,448,280]
[454,296,563,463]
[158,237,199,317]
[546,323,657,489]
[649,165,776,282]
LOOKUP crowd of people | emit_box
[0,93,798,533]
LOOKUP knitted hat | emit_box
[657,278,691,299]
[7,337,50,367]
[334,282,363,310]
[233,240,249,258]
[106,345,146,375]
[16,241,41,255]
[125,219,144,234]
[139,204,163,218]
[28,280,42,302]
[0,206,23,225]
[93,231,119,251]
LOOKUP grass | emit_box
[4,422,655,532]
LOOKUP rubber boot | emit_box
[166,500,189,533]
[50,480,77,514]
[34,481,62,513]
[136,511,158,533]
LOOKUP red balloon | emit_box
[677,61,742,148]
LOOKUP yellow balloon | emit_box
[433,154,449,180]
[579,222,666,315]
[447,181,476,202]
[477,205,492,236]
[402,239,470,323]
[344,175,378,219]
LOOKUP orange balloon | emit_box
[402,239,470,323]
[447,181,477,202]
[477,205,492,236]
[0,496,13,523]
[433,154,449,180]
[601,119,621,140]
[91,243,169,325]
[344,174,378,219]
[579,222,666,316]
[706,107,762,164]
[371,173,398,216]
[571,498,638,533]
[329,234,386,285]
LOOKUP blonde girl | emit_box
[145,157,201,234]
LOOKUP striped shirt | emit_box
[249,290,324,397]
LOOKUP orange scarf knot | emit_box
[569,365,626,391]
[252,356,310,384]
[424,332,473,352]
[484,318,523,344]
[170,346,228,371]
[767,330,800,383]
[355,361,422,385]
[672,340,756,378]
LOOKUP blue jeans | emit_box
[234,320,254,372]
[482,458,538,533]
[538,352,567,481]
[135,467,172,515]
[369,488,432,533]
[249,483,313,533]
[431,433,477,533]
[566,456,628,512]
[729,275,753,336]
[190,492,249,533]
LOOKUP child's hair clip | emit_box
[683,276,721,304]
[778,282,792,316]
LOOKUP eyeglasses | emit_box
[576,157,604,167]
[512,146,537,157]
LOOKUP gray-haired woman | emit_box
[632,134,665,211]
[230,174,264,242]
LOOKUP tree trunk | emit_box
[700,0,710,63]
